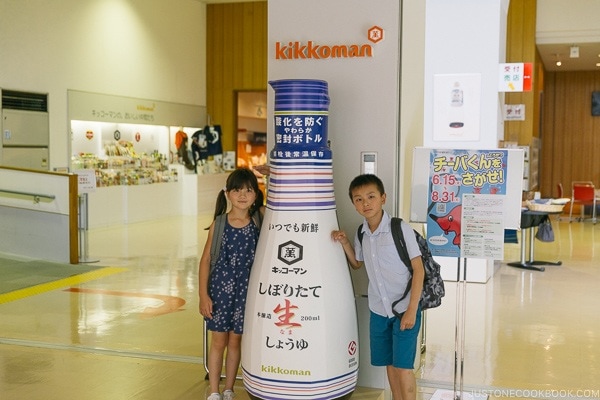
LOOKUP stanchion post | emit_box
[78,193,98,264]
[453,257,468,400]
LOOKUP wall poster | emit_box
[426,148,508,259]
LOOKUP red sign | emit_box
[522,62,532,91]
[347,341,357,355]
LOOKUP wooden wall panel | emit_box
[540,71,600,197]
[505,0,538,145]
[207,2,268,152]
[253,4,268,87]
[223,4,235,92]
[231,5,244,89]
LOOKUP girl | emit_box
[198,168,265,400]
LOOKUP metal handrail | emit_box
[0,188,56,203]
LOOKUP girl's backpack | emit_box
[209,212,263,275]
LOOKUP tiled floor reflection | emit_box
[1,214,599,400]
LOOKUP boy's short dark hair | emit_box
[348,174,386,200]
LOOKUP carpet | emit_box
[0,257,124,303]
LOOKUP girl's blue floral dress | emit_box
[207,217,259,334]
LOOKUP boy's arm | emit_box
[399,255,425,330]
[331,230,364,269]
[407,256,425,313]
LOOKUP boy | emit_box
[331,174,424,400]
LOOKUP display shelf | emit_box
[71,154,177,187]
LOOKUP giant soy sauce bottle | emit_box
[241,79,358,400]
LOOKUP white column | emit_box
[423,0,510,283]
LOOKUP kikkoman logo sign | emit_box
[275,26,384,60]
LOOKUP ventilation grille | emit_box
[1,90,48,112]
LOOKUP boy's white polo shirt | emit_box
[355,211,420,318]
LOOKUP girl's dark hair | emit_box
[348,174,385,200]
[212,167,264,220]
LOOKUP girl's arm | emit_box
[198,221,215,319]
[253,164,270,176]
[331,230,364,270]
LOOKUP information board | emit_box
[409,147,524,230]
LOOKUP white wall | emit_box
[423,0,509,149]
[0,0,206,170]
[268,0,405,297]
[399,0,427,226]
[268,0,415,390]
[536,0,600,43]
[420,0,510,283]
[0,168,74,263]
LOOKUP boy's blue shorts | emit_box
[369,309,422,369]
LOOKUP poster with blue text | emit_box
[426,149,508,258]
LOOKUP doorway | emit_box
[236,91,267,170]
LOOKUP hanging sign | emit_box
[75,169,97,193]
[498,63,532,92]
[504,104,525,121]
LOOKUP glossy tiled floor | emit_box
[1,213,600,400]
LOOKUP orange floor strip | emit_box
[65,287,186,317]
[0,266,127,304]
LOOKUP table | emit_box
[507,210,562,272]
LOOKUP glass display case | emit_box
[71,120,197,186]
[71,153,177,187]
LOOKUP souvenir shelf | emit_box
[71,148,177,187]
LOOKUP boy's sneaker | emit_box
[207,393,221,400]
[223,390,235,400]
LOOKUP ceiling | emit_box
[200,0,264,3]
[199,0,600,72]
[537,42,600,72]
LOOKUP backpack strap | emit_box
[390,217,415,316]
[210,211,262,276]
[356,217,414,307]
[391,217,412,273]
[251,209,263,230]
[209,214,227,275]
[357,217,411,271]
[357,224,364,244]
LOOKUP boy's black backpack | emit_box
[357,217,445,313]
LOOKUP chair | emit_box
[556,183,564,220]
[569,181,597,224]
[557,183,564,198]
